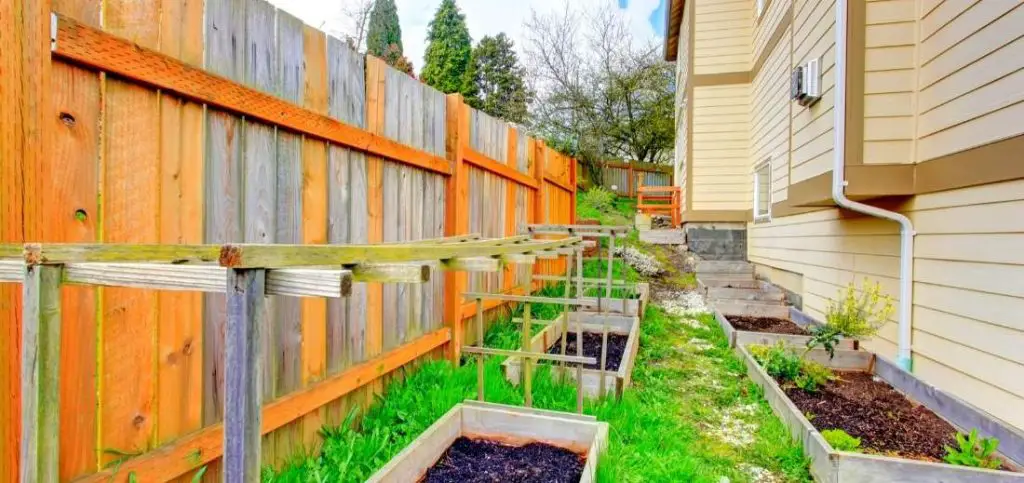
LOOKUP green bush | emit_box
[794,359,836,393]
[579,187,616,213]
[822,429,862,452]
[808,279,894,358]
[944,429,1002,470]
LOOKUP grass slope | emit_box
[267,243,810,482]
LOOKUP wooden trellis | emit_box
[1,236,582,483]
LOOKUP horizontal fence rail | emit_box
[0,1,578,480]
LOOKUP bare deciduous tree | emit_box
[341,0,375,52]
[524,2,675,185]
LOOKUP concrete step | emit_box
[714,301,790,319]
[695,272,755,282]
[695,260,754,274]
[699,278,761,289]
[639,229,685,245]
[707,286,785,302]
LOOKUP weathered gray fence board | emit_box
[203,0,246,425]
[224,268,265,483]
[243,0,278,403]
[273,9,304,398]
[20,264,62,483]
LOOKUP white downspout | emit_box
[833,0,915,371]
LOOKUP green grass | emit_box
[266,232,811,482]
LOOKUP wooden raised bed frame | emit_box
[579,282,649,317]
[367,401,609,483]
[738,345,1024,482]
[502,312,641,399]
[714,307,858,351]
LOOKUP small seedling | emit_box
[943,429,1001,470]
[750,342,834,393]
[822,429,861,452]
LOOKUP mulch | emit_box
[546,331,628,371]
[728,315,808,335]
[782,371,957,461]
[423,436,584,483]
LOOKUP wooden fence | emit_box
[594,161,673,197]
[0,0,576,480]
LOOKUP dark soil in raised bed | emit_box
[728,315,808,335]
[782,371,957,461]
[423,436,584,483]
[546,331,628,371]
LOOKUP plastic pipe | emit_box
[832,0,915,371]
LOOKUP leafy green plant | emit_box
[750,342,834,393]
[794,359,836,393]
[822,429,862,452]
[579,187,616,213]
[807,279,894,358]
[943,429,1002,469]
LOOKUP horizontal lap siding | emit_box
[863,0,917,164]
[675,2,692,205]
[749,178,1024,430]
[790,0,836,183]
[917,2,1024,161]
[753,0,791,61]
[750,26,791,202]
[695,0,753,75]
[693,84,750,210]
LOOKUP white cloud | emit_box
[267,0,664,74]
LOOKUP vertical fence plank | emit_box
[156,2,205,473]
[223,268,265,483]
[203,0,246,431]
[299,24,329,451]
[364,55,386,399]
[101,0,162,463]
[20,264,62,483]
[48,2,101,476]
[444,95,469,362]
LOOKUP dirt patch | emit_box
[728,315,808,335]
[424,436,584,483]
[546,332,628,371]
[783,371,956,461]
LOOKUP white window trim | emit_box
[755,0,766,19]
[753,158,772,223]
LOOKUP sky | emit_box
[267,0,667,74]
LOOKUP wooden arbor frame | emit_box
[1,235,583,483]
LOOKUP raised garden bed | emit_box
[503,312,640,398]
[714,307,858,350]
[738,345,1024,482]
[578,282,649,316]
[368,402,608,483]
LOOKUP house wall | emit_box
[692,83,751,210]
[749,179,1024,431]
[790,0,837,183]
[916,1,1024,162]
[862,0,917,164]
[695,0,752,75]
[675,1,693,208]
[750,23,791,203]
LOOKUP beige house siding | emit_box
[750,24,791,202]
[749,179,1024,430]
[863,0,917,164]
[693,84,751,210]
[917,1,1024,162]
[695,0,753,75]
[790,0,837,183]
[753,0,791,62]
[675,1,693,207]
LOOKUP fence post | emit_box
[444,95,470,363]
[20,263,62,483]
[223,268,266,483]
[628,164,635,197]
[569,156,577,224]
[504,127,518,291]
[531,142,547,282]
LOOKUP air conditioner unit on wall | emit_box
[791,58,822,107]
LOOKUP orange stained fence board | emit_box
[503,128,518,290]
[544,174,573,193]
[463,147,538,190]
[51,14,451,176]
[78,329,450,483]
[364,56,386,365]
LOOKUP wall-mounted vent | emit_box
[791,58,822,107]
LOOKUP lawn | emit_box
[266,238,811,482]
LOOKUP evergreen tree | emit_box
[366,0,402,58]
[421,0,472,94]
[464,34,532,124]
[366,0,414,77]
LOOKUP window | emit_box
[753,159,771,222]
[756,0,766,18]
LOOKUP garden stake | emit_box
[599,235,615,396]
[523,302,533,407]
[475,297,484,402]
